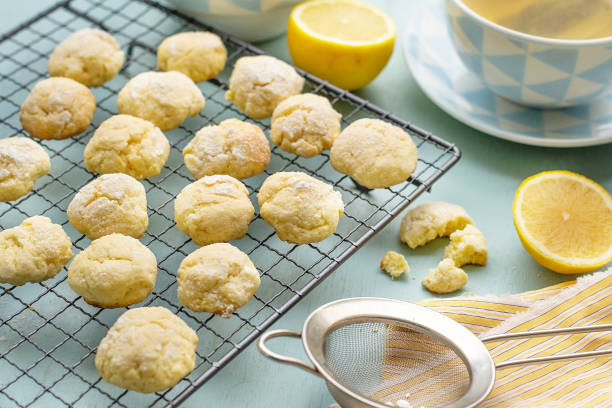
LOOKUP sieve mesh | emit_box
[325,322,388,398]
[324,322,470,408]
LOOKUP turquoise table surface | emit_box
[3,1,612,407]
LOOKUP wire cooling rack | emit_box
[0,0,460,406]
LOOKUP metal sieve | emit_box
[258,298,612,408]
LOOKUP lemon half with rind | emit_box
[287,0,396,90]
[513,170,612,274]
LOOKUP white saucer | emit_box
[403,0,612,147]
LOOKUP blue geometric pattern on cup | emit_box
[404,0,612,146]
[445,0,612,108]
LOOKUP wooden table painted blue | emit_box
[3,1,612,406]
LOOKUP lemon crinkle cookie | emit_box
[48,28,124,87]
[0,137,50,202]
[95,307,198,393]
[117,71,205,131]
[380,251,410,279]
[20,77,96,140]
[330,118,418,189]
[257,172,344,244]
[68,234,157,308]
[157,31,227,82]
[84,114,170,179]
[225,55,304,119]
[444,224,487,267]
[183,118,270,180]
[0,216,73,286]
[270,93,342,158]
[178,243,260,317]
[67,173,148,240]
[400,202,473,249]
[174,175,254,246]
[422,259,468,294]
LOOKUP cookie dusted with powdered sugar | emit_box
[20,77,96,140]
[157,31,226,82]
[95,307,198,393]
[117,71,204,131]
[400,202,473,249]
[330,118,418,189]
[84,114,170,179]
[0,216,73,286]
[257,172,344,244]
[174,175,254,246]
[225,55,304,119]
[177,243,260,317]
[270,93,341,158]
[48,28,124,87]
[67,173,148,239]
[0,137,50,201]
[68,234,157,308]
[183,118,270,180]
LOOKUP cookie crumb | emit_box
[444,224,487,267]
[422,259,467,294]
[400,202,473,249]
[393,399,425,408]
[380,251,410,279]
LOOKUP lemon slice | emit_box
[513,171,612,274]
[287,0,396,90]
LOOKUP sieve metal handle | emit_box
[481,323,612,369]
[257,329,323,378]
[481,323,612,343]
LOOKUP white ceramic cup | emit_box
[165,0,302,42]
[445,0,612,108]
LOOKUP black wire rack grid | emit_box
[0,0,460,407]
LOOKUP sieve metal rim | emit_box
[259,298,496,408]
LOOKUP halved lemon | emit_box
[287,0,396,90]
[513,171,612,274]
